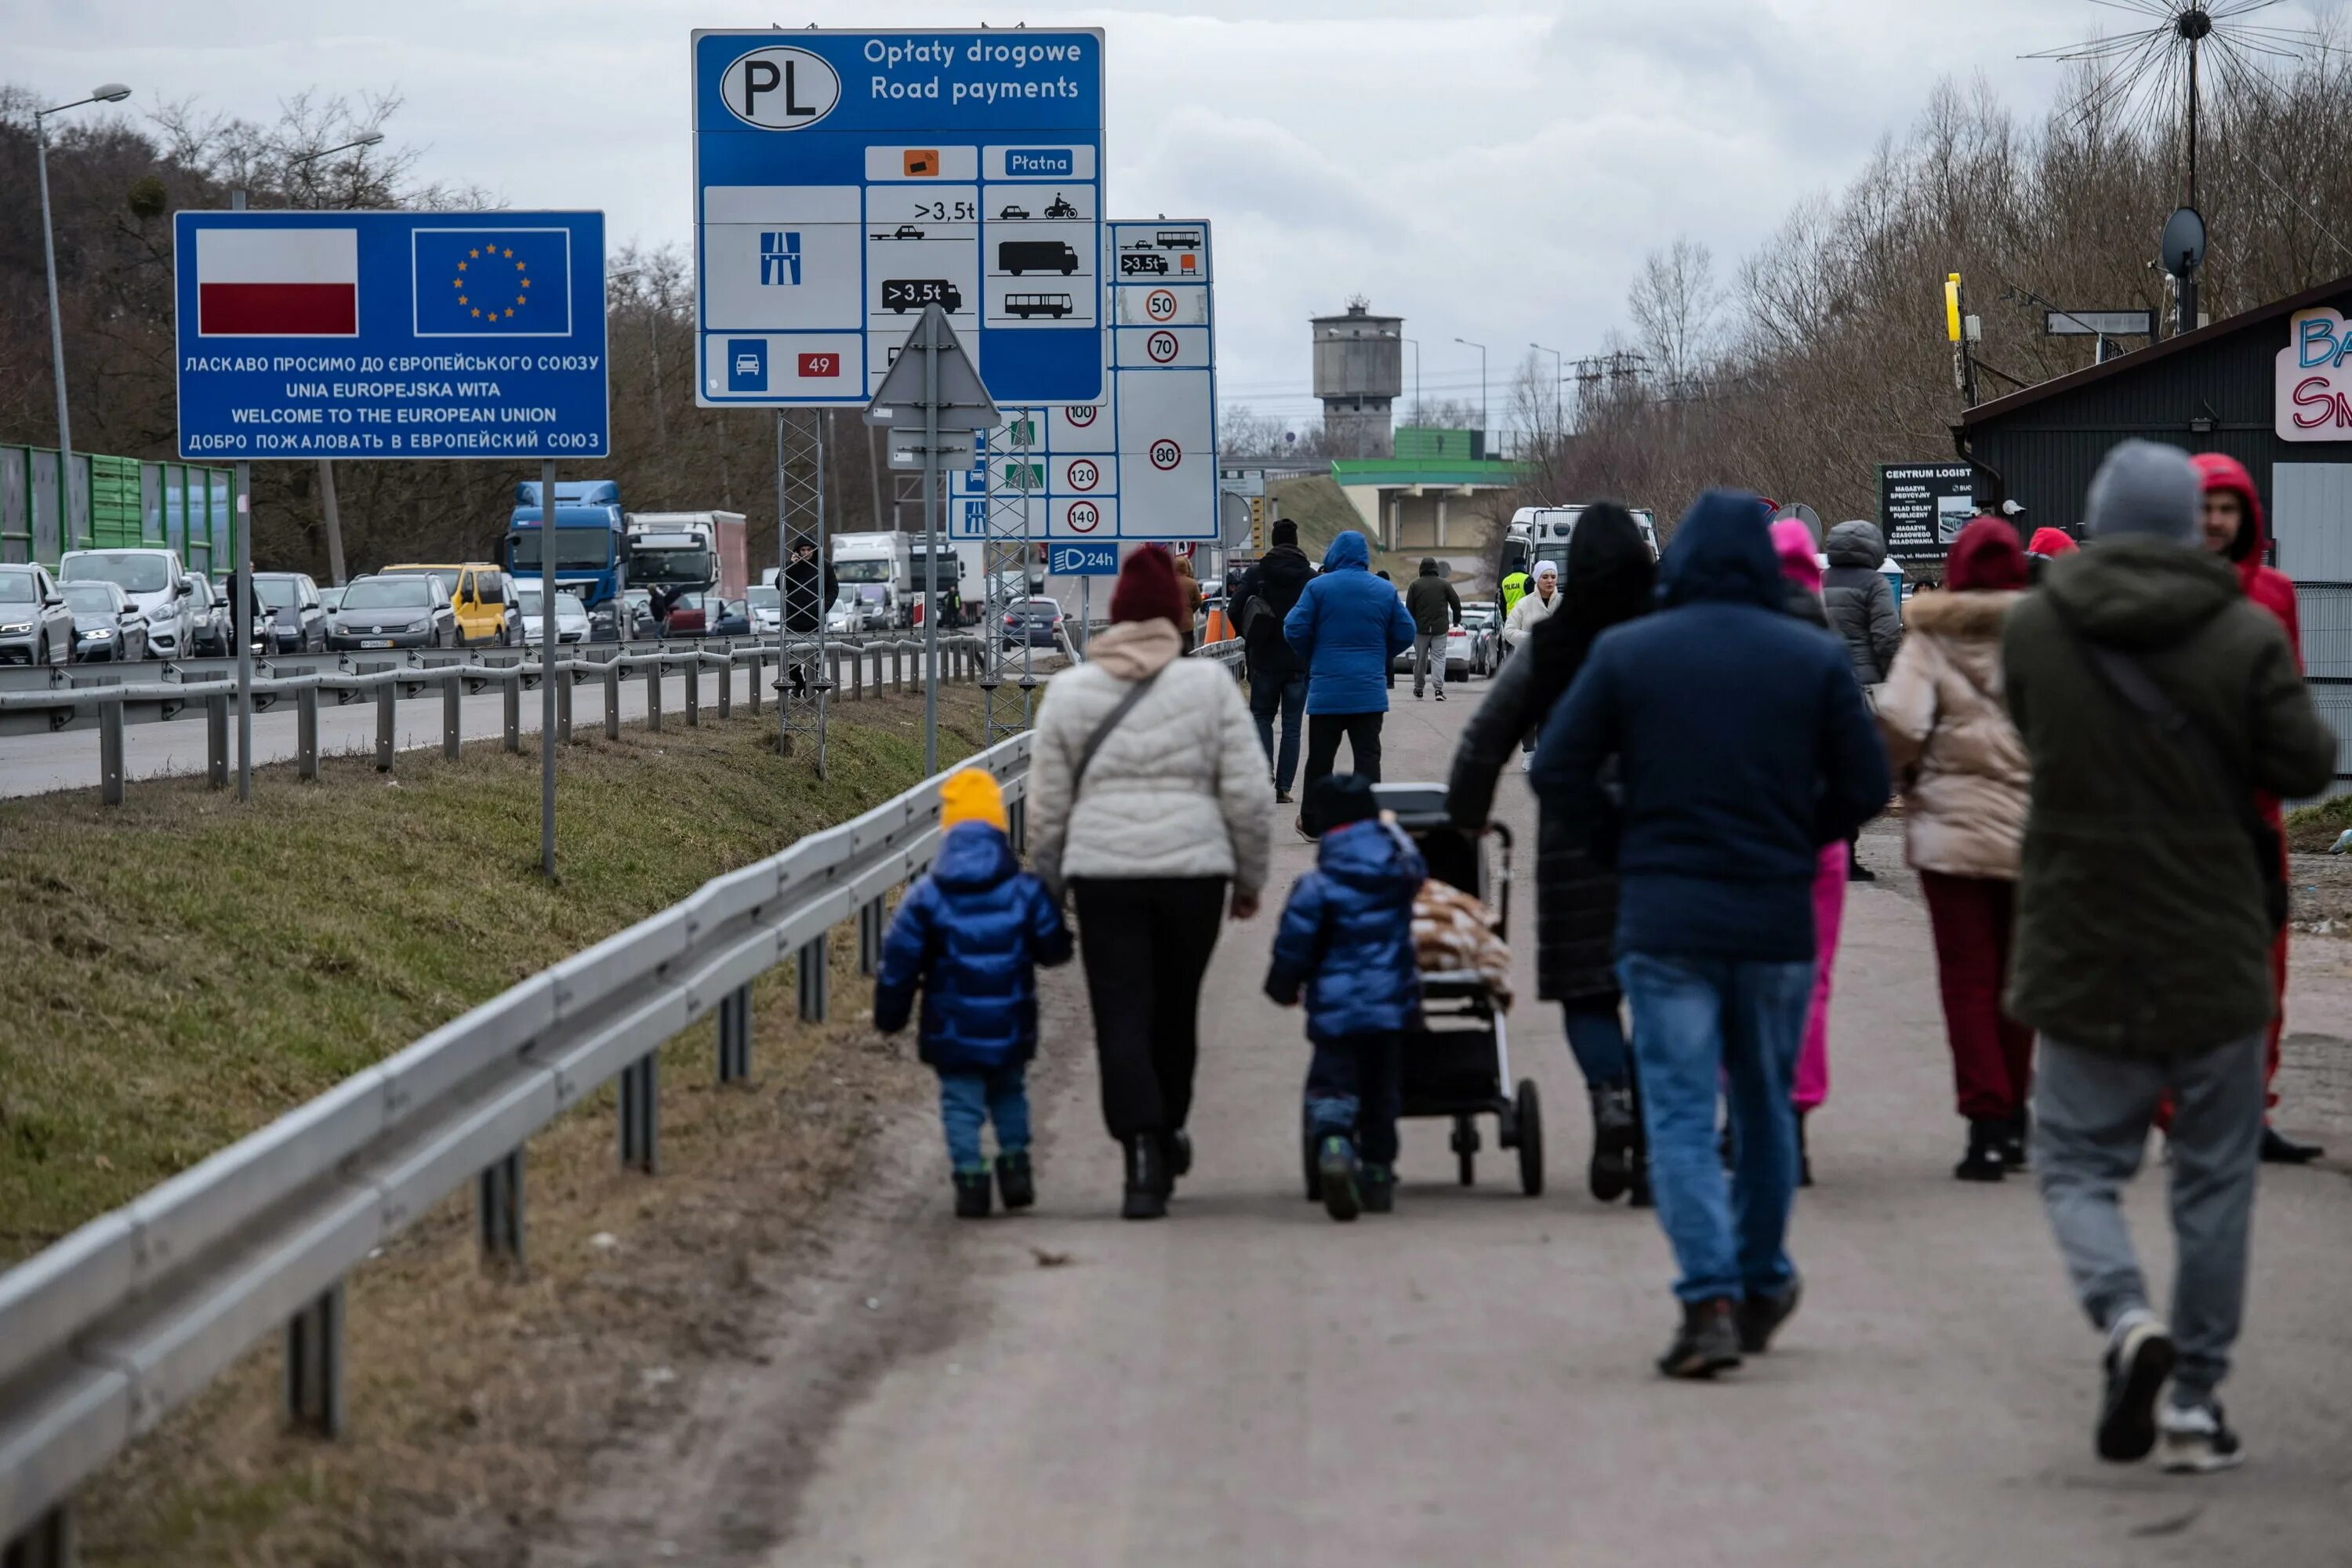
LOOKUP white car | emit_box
[58,547,198,659]
[514,586,591,644]
[747,584,783,634]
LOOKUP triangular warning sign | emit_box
[862,305,1000,434]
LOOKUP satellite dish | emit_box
[2160,207,2207,278]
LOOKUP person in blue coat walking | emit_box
[875,768,1075,1218]
[1265,774,1428,1221]
[1284,530,1416,835]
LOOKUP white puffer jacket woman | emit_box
[1027,548,1272,1218]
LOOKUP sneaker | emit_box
[1318,1134,1362,1222]
[1434,689,1446,702]
[1737,1276,1802,1354]
[1359,1163,1396,1214]
[2001,1109,2030,1172]
[2158,1402,2245,1473]
[1276,790,1294,804]
[953,1169,993,1220]
[1955,1118,2008,1183]
[1658,1298,1742,1380]
[1413,689,1424,700]
[2096,1311,2177,1462]
[995,1150,1035,1211]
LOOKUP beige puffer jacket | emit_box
[1874,589,2030,880]
[1028,618,1272,898]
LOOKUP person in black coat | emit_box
[780,539,838,697]
[1229,519,1315,801]
[1446,503,1657,1205]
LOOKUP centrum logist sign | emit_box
[172,210,610,459]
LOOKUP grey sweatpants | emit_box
[2032,1033,2265,1403]
[1412,631,1446,696]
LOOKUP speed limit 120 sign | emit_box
[1066,458,1101,491]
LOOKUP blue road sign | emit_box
[1048,541,1118,575]
[691,28,1105,409]
[172,210,608,461]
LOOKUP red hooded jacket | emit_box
[2190,452,2302,668]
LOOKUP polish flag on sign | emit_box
[195,227,359,336]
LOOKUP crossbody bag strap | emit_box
[1071,666,1166,797]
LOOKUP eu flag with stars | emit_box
[414,227,572,336]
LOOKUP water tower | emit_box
[1312,296,1403,458]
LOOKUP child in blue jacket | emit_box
[1265,773,1428,1221]
[876,767,1073,1218]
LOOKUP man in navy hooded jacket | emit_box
[1533,491,1888,1379]
[1284,529,1416,833]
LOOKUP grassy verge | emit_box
[0,685,988,1265]
[2286,794,2351,855]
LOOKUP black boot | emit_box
[1122,1136,1167,1220]
[1796,1108,1814,1189]
[1166,1127,1193,1182]
[2259,1124,2324,1164]
[1626,1077,1654,1208]
[1955,1118,2007,1182]
[1588,1082,1637,1202]
[1658,1298,1743,1379]
[995,1149,1036,1211]
[2001,1108,2030,1172]
[953,1170,993,1219]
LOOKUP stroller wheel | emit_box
[1451,1115,1479,1186]
[1515,1080,1545,1197]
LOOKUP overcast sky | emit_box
[26,1,2321,430]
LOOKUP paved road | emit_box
[545,685,2352,1566]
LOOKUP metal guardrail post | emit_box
[797,935,829,1022]
[603,665,620,740]
[746,651,761,714]
[99,702,124,808]
[858,896,884,976]
[442,676,461,760]
[206,694,229,788]
[645,662,661,732]
[2,1505,71,1568]
[555,668,572,743]
[503,676,521,753]
[684,661,700,728]
[375,685,394,772]
[1009,795,1027,855]
[297,687,319,780]
[618,1053,658,1174]
[716,985,751,1083]
[850,647,864,701]
[717,657,732,720]
[283,1283,344,1438]
[477,1150,524,1269]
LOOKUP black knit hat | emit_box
[1308,772,1378,832]
[1270,517,1298,546]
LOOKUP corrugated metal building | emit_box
[1955,272,2352,789]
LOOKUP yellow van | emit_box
[377,563,518,645]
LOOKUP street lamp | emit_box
[35,82,132,543]
[1530,342,1565,437]
[1454,336,1487,453]
[285,131,387,590]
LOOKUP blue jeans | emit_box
[938,1063,1030,1173]
[1248,666,1308,792]
[1561,1003,1632,1087]
[1617,953,1812,1303]
[1305,1030,1403,1166]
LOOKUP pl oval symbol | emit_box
[720,48,842,131]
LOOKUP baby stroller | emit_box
[1299,783,1541,1198]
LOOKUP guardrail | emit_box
[0,728,1033,1563]
[0,633,1235,1563]
[0,634,987,807]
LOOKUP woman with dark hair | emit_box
[1446,503,1658,1203]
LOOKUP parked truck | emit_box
[625,510,747,604]
[1501,504,1661,583]
[506,481,629,620]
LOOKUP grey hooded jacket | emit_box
[1822,520,1903,684]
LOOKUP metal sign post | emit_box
[539,457,557,877]
[775,411,829,768]
[234,461,252,802]
[862,304,997,771]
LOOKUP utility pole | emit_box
[34,83,132,557]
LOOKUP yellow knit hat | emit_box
[939,767,1007,833]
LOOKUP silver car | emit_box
[60,580,148,662]
[0,564,75,666]
[514,586,591,645]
